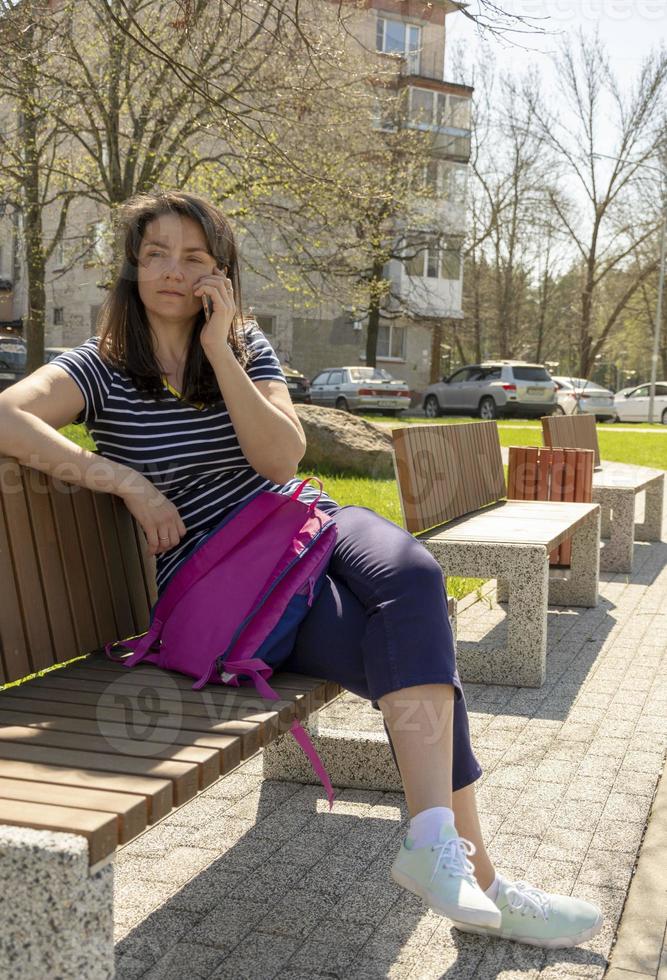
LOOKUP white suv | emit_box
[422,361,557,420]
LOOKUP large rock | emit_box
[294,404,395,478]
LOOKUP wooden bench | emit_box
[541,414,665,572]
[390,421,601,688]
[0,455,341,978]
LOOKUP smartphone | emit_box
[202,294,212,322]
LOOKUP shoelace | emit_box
[505,880,552,920]
[429,835,477,885]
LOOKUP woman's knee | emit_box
[399,544,448,597]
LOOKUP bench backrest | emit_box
[391,421,506,533]
[0,457,156,686]
[507,445,595,566]
[541,413,601,468]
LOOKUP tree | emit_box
[525,29,667,376]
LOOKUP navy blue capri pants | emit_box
[280,502,483,792]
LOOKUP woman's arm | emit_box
[0,364,135,497]
[205,343,306,484]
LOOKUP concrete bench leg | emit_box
[593,487,635,573]
[0,826,113,980]
[635,475,664,542]
[548,508,600,607]
[427,541,550,688]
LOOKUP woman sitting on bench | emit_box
[1,190,603,951]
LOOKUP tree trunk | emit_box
[21,43,46,374]
[429,319,442,384]
[365,258,385,368]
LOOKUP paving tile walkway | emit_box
[113,517,667,980]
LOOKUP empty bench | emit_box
[0,456,341,979]
[390,420,601,688]
[542,414,665,572]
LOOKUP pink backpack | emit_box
[105,477,338,809]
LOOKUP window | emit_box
[440,242,461,280]
[447,367,477,384]
[377,323,405,359]
[53,239,64,268]
[91,304,101,330]
[254,314,275,335]
[53,307,64,325]
[376,17,421,75]
[627,385,649,398]
[404,236,461,281]
[445,95,470,130]
[442,163,468,203]
[409,87,434,127]
[418,160,468,202]
[405,238,428,277]
[656,385,667,397]
[311,372,331,385]
[349,367,394,381]
[328,370,344,385]
[512,367,551,382]
[87,219,109,264]
[409,89,471,134]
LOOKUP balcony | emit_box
[372,55,473,163]
[404,81,472,163]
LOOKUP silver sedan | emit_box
[309,366,412,415]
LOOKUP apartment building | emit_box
[0,0,472,393]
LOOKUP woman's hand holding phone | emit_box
[193,264,236,355]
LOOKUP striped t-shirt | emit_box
[50,323,339,595]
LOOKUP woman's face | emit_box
[137,213,219,325]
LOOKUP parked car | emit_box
[0,340,74,393]
[552,376,616,422]
[309,366,411,415]
[280,364,311,403]
[422,361,557,420]
[613,381,667,424]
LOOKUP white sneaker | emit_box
[391,822,502,929]
[451,874,604,948]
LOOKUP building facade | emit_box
[0,0,472,395]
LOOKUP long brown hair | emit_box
[97,190,255,408]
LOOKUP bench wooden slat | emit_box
[0,459,54,677]
[0,725,219,790]
[0,484,31,685]
[0,776,147,843]
[0,756,171,821]
[0,691,264,758]
[3,681,293,742]
[47,479,100,658]
[0,706,242,773]
[0,739,198,806]
[19,675,311,733]
[0,798,118,865]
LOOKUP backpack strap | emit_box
[217,656,335,811]
[104,617,164,667]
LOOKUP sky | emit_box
[445,0,666,161]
